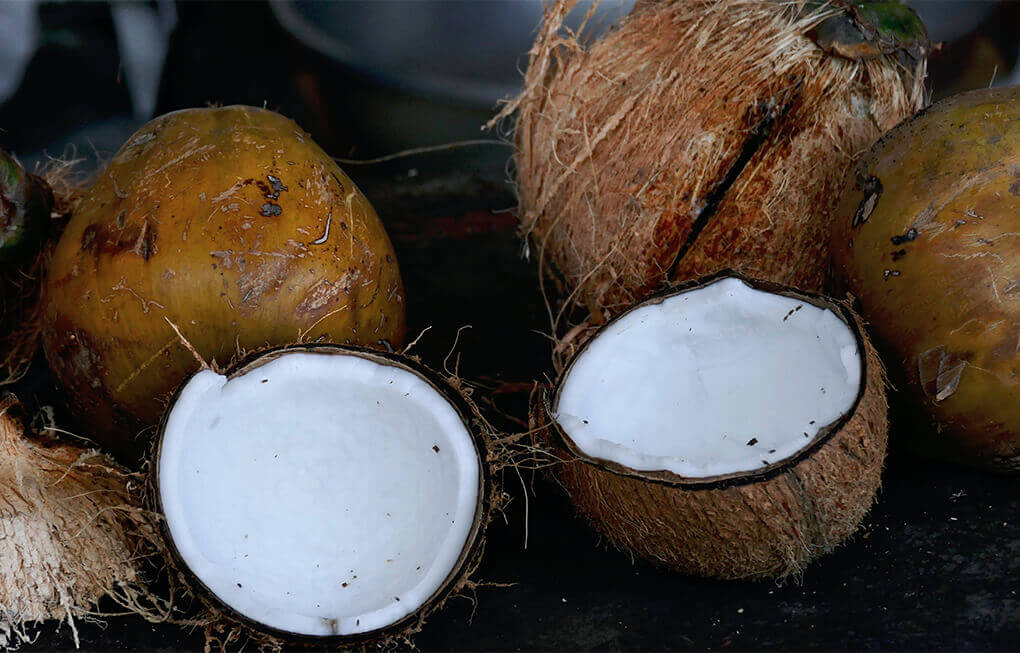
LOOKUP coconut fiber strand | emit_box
[0,397,160,648]
[496,0,926,318]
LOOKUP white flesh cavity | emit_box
[158,352,480,637]
[555,277,861,478]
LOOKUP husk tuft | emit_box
[0,395,169,648]
[492,0,927,332]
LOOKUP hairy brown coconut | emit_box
[0,395,161,648]
[831,86,1019,471]
[493,0,928,321]
[531,274,888,579]
[147,344,499,647]
[41,106,406,462]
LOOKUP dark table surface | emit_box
[4,2,1018,650]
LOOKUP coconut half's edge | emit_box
[534,274,888,579]
[149,344,490,646]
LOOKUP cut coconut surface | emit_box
[555,276,862,480]
[536,274,888,578]
[154,346,487,642]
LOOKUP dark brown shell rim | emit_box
[149,343,491,646]
[546,270,870,491]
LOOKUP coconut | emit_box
[531,274,888,579]
[492,0,928,320]
[0,395,161,648]
[0,149,71,384]
[41,106,406,463]
[148,344,495,646]
[830,85,1019,471]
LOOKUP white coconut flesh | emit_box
[554,277,862,478]
[157,351,481,637]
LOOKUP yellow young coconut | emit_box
[831,86,1020,471]
[40,106,406,462]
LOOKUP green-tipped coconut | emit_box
[493,0,927,319]
[0,149,53,263]
[0,149,61,383]
[148,344,495,647]
[532,275,888,579]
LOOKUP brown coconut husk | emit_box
[491,0,927,327]
[530,276,889,579]
[145,343,521,650]
[0,395,168,648]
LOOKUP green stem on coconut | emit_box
[805,0,932,61]
[0,149,54,263]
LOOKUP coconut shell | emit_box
[0,395,161,648]
[146,344,498,648]
[831,86,1019,471]
[496,0,926,319]
[41,106,406,462]
[532,277,888,579]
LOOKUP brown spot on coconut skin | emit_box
[918,346,969,402]
[890,227,918,245]
[80,219,158,264]
[266,174,288,197]
[41,318,142,461]
[259,203,282,217]
[852,175,883,228]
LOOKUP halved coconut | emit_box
[533,275,888,579]
[150,345,490,645]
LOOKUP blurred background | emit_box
[0,0,1017,177]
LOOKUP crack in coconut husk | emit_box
[0,394,178,649]
[488,0,927,339]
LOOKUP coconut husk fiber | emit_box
[493,0,927,322]
[0,396,164,648]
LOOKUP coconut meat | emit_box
[158,352,480,637]
[555,277,861,478]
